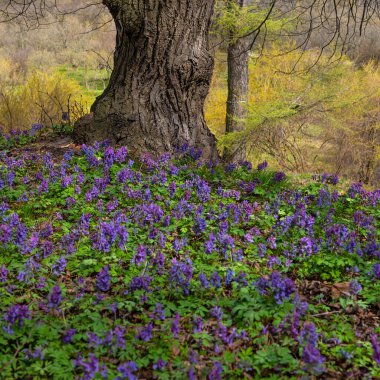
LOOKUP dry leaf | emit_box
[331,282,351,299]
[172,345,180,357]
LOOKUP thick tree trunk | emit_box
[73,0,218,160]
[223,0,250,163]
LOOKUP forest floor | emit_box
[0,130,379,379]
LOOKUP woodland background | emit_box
[0,0,379,186]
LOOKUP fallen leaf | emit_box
[331,282,351,299]
[172,345,180,357]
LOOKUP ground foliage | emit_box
[0,130,380,379]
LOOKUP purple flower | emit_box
[348,182,364,198]
[193,316,203,333]
[128,276,151,292]
[205,233,216,254]
[208,361,223,380]
[113,325,126,348]
[48,285,62,310]
[77,172,85,184]
[300,322,318,346]
[225,269,234,286]
[267,256,281,269]
[329,174,339,185]
[62,328,76,343]
[225,163,236,173]
[3,304,30,334]
[150,303,165,321]
[115,146,128,163]
[210,271,221,289]
[61,176,73,189]
[210,306,223,321]
[172,238,187,252]
[88,332,102,347]
[38,178,49,194]
[24,347,44,360]
[195,178,211,202]
[103,146,115,168]
[240,160,252,171]
[244,233,254,243]
[141,203,164,223]
[169,258,193,295]
[117,168,133,183]
[371,334,380,366]
[257,161,268,171]
[74,353,101,380]
[171,313,181,338]
[40,223,53,239]
[36,277,46,289]
[92,221,119,252]
[153,358,167,370]
[96,266,111,292]
[199,272,210,288]
[188,367,196,380]
[136,323,153,341]
[193,216,206,235]
[77,214,90,236]
[52,256,67,276]
[153,250,165,273]
[267,236,277,249]
[349,280,362,295]
[187,146,203,161]
[372,263,380,279]
[255,271,296,304]
[273,171,286,182]
[0,264,8,282]
[303,342,325,374]
[189,350,198,364]
[299,236,314,256]
[131,245,147,267]
[116,361,138,380]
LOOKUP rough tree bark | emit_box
[223,0,250,163]
[73,0,218,160]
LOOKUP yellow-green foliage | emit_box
[205,42,380,183]
[0,57,17,85]
[0,71,92,132]
[213,1,290,42]
[204,53,228,137]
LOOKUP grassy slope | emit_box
[0,134,379,379]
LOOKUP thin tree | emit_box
[223,0,250,163]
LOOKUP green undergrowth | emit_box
[0,137,379,379]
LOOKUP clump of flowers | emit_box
[116,361,138,380]
[171,313,181,338]
[372,263,380,279]
[96,266,111,292]
[257,161,268,171]
[299,322,325,375]
[47,285,62,310]
[0,264,8,282]
[74,353,108,380]
[0,135,379,379]
[371,334,380,366]
[169,258,193,295]
[349,280,362,295]
[135,323,153,342]
[273,171,286,182]
[255,271,296,304]
[3,304,30,334]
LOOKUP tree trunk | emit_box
[223,0,250,163]
[73,0,218,160]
